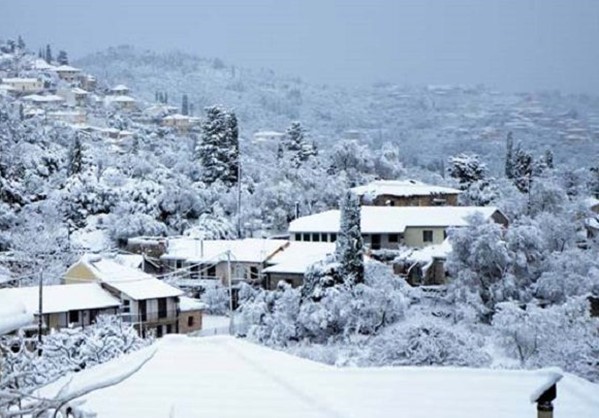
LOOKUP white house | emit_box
[104,95,136,111]
[0,77,44,94]
[0,283,120,333]
[289,206,508,250]
[109,84,130,96]
[53,65,81,82]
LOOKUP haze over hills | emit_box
[75,45,599,172]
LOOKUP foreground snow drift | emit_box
[42,335,599,418]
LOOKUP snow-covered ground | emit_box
[195,314,231,336]
[40,335,599,418]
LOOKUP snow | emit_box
[83,256,183,300]
[71,87,88,95]
[104,94,135,103]
[397,239,453,271]
[0,283,120,316]
[110,84,129,91]
[53,64,81,72]
[0,77,40,83]
[0,295,33,334]
[351,179,461,198]
[289,206,501,234]
[179,296,208,312]
[162,238,289,264]
[46,335,599,418]
[263,242,335,274]
[22,94,65,102]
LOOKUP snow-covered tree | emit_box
[336,191,364,286]
[447,153,487,190]
[282,122,316,168]
[57,50,69,65]
[196,106,239,186]
[505,132,514,179]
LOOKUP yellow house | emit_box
[289,206,508,250]
[162,114,200,131]
[65,255,185,338]
[0,77,43,94]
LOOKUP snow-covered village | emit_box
[1,1,599,417]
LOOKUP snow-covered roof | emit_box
[78,256,183,300]
[1,77,41,83]
[32,58,54,70]
[0,283,120,315]
[53,64,81,72]
[289,206,501,234]
[179,296,208,312]
[71,87,88,95]
[263,242,335,274]
[110,84,129,91]
[42,335,599,418]
[22,94,65,102]
[351,179,461,199]
[162,238,289,264]
[104,95,136,103]
[163,113,191,120]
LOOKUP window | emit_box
[250,266,259,280]
[175,259,183,269]
[166,324,172,334]
[156,326,163,338]
[69,310,79,324]
[204,265,216,279]
[312,233,320,242]
[158,298,167,319]
[371,234,381,250]
[139,300,147,322]
[303,233,310,242]
[320,233,328,242]
[389,234,399,243]
[187,315,195,327]
[294,233,302,241]
[423,230,434,243]
[122,299,130,313]
[330,233,337,242]
[443,230,448,240]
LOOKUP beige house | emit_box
[0,77,44,94]
[65,255,184,338]
[53,65,82,82]
[104,95,137,111]
[178,296,206,334]
[109,84,130,96]
[46,110,87,124]
[162,114,200,131]
[0,283,120,333]
[289,206,508,250]
[351,180,461,207]
[262,242,335,289]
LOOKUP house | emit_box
[53,65,81,82]
[159,238,289,287]
[262,241,336,289]
[162,114,200,131]
[22,94,65,108]
[253,130,285,143]
[393,239,452,286]
[64,255,184,338]
[46,110,87,124]
[39,336,599,418]
[0,283,120,333]
[351,179,461,207]
[104,95,136,111]
[79,74,97,91]
[0,77,43,94]
[70,87,89,106]
[109,84,130,96]
[289,206,508,250]
[178,296,206,334]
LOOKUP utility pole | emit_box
[37,269,43,356]
[237,163,242,238]
[227,250,234,335]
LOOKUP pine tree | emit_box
[17,36,25,51]
[197,106,239,186]
[544,149,554,169]
[447,153,487,190]
[336,191,364,286]
[57,50,68,65]
[181,94,189,116]
[284,122,316,167]
[45,44,53,63]
[505,132,514,178]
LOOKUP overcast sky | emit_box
[2,0,599,93]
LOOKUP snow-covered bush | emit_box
[365,318,491,367]
[200,281,231,315]
[493,298,599,381]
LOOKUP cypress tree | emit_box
[336,191,364,286]
[181,94,189,115]
[505,132,514,178]
[68,136,84,177]
[45,44,53,63]
[57,50,69,65]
